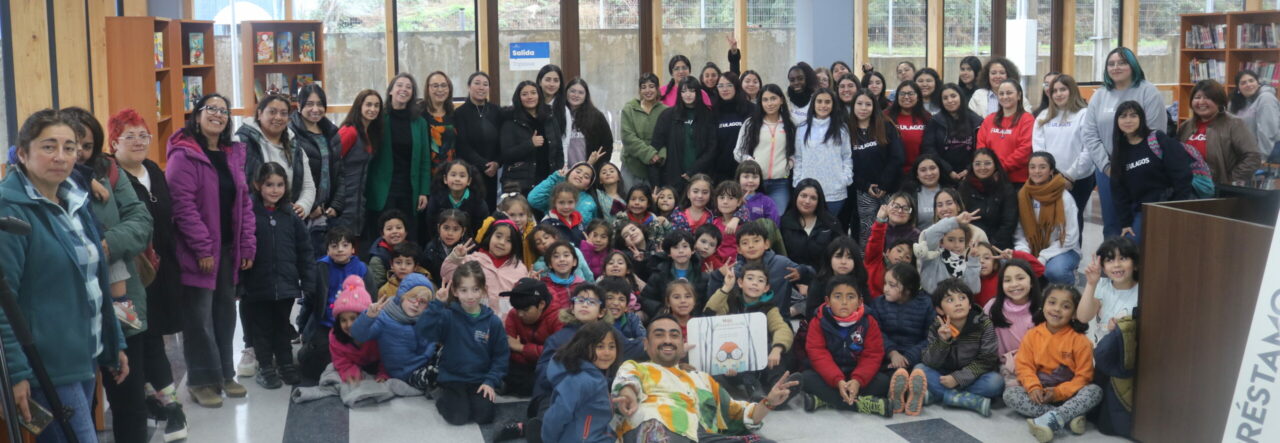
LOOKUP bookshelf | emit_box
[239,20,324,111]
[105,16,178,167]
[180,20,217,123]
[1179,10,1280,120]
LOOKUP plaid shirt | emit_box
[23,176,103,356]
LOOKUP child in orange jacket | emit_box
[1003,284,1102,443]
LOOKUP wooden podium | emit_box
[1133,195,1278,442]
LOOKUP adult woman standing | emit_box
[861,70,892,111]
[699,62,723,97]
[651,77,717,187]
[976,80,1034,187]
[780,179,843,269]
[886,81,933,175]
[330,89,383,237]
[1,109,128,443]
[711,72,752,182]
[786,62,819,124]
[957,56,983,100]
[735,84,797,212]
[455,72,503,208]
[1079,47,1166,239]
[237,94,315,217]
[922,83,983,180]
[621,73,668,186]
[1179,79,1263,186]
[109,108,188,440]
[1111,101,1193,240]
[1032,72,1061,116]
[1228,69,1280,156]
[291,84,340,252]
[966,57,1031,118]
[659,55,712,107]
[792,88,853,215]
[848,90,906,243]
[831,61,853,82]
[501,80,563,194]
[422,71,460,174]
[914,68,943,115]
[740,70,764,103]
[835,73,862,115]
[537,64,565,107]
[68,107,154,442]
[1033,75,1094,234]
[167,93,256,407]
[368,74,432,242]
[959,148,1018,249]
[1015,152,1080,285]
[558,78,613,172]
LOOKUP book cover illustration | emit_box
[184,76,203,112]
[265,72,288,96]
[276,31,293,62]
[256,31,274,63]
[155,81,163,116]
[154,32,165,68]
[295,74,315,89]
[189,32,205,65]
[687,313,768,376]
[298,32,316,62]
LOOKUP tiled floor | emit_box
[102,194,1121,443]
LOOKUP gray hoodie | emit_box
[1079,81,1167,173]
[1230,85,1280,156]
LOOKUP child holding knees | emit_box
[1078,237,1140,344]
[867,263,932,415]
[529,224,594,281]
[367,209,410,294]
[800,275,894,417]
[425,159,489,241]
[415,261,509,425]
[500,277,561,398]
[540,182,588,244]
[640,230,707,317]
[579,219,614,278]
[351,274,438,392]
[914,209,983,294]
[917,278,1003,416]
[1005,284,1101,442]
[378,241,428,303]
[706,262,795,402]
[540,321,622,443]
[597,277,647,361]
[440,216,529,317]
[423,209,470,287]
[737,159,781,225]
[530,161,600,224]
[1014,152,1080,285]
[984,259,1043,378]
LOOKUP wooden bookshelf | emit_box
[179,20,217,122]
[1179,10,1280,120]
[105,16,178,167]
[239,20,324,111]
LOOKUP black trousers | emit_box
[102,334,148,443]
[297,325,332,386]
[243,299,297,369]
[503,361,536,397]
[799,369,890,411]
[437,382,496,425]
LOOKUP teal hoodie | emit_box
[0,170,125,386]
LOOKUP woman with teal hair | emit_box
[1077,47,1166,239]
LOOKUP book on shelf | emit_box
[1189,58,1227,83]
[265,72,288,96]
[254,79,266,101]
[298,32,316,62]
[183,76,204,112]
[1185,24,1227,49]
[155,81,162,116]
[1237,23,1280,49]
[256,31,275,63]
[276,31,293,62]
[154,32,165,68]
[295,74,315,90]
[189,32,205,65]
[1241,61,1280,85]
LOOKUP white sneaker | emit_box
[237,348,257,377]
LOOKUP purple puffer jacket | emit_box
[165,130,256,289]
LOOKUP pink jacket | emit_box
[440,250,528,318]
[329,330,388,381]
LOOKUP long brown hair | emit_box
[340,89,384,147]
[1038,74,1087,127]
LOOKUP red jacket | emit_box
[976,250,1045,307]
[503,304,565,366]
[806,307,885,388]
[864,221,889,299]
[976,113,1034,183]
[542,275,585,312]
[329,330,389,382]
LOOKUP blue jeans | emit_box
[916,364,1005,401]
[30,378,99,443]
[827,199,846,217]
[1042,250,1082,285]
[762,179,790,215]
[1095,169,1120,239]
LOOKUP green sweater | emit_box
[620,98,668,181]
[0,170,126,386]
[366,114,432,213]
[93,164,154,337]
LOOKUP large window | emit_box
[294,0,388,106]
[195,0,271,109]
[1006,0,1053,108]
[580,1,638,124]
[1074,0,1120,83]
[868,0,926,82]
[1138,0,1243,84]
[661,0,735,85]
[396,0,477,99]
[497,0,561,106]
[747,0,796,83]
[943,0,991,85]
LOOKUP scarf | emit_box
[827,303,865,327]
[965,174,990,194]
[548,272,577,286]
[788,87,812,108]
[551,209,583,229]
[743,291,775,308]
[1017,174,1068,255]
[383,295,416,325]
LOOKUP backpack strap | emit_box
[1146,132,1164,159]
[106,156,120,188]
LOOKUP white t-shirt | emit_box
[1088,278,1139,344]
[136,167,152,192]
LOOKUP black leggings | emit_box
[243,299,296,368]
[437,382,496,425]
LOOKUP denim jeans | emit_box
[762,179,790,215]
[30,378,99,443]
[1042,250,1082,285]
[827,199,846,218]
[915,364,1005,401]
[1094,169,1120,239]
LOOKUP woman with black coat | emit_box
[779,179,842,269]
[848,90,906,243]
[958,148,1019,249]
[455,72,503,209]
[651,76,718,188]
[711,72,753,182]
[500,80,564,195]
[922,83,984,180]
[330,89,382,237]
[291,84,341,254]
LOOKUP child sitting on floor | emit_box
[917,278,1003,416]
[378,241,430,303]
[799,275,893,417]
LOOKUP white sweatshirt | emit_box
[1032,109,1094,181]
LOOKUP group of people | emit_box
[0,40,1274,443]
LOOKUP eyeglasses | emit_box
[572,296,602,307]
[672,65,690,72]
[890,203,913,213]
[898,91,917,97]
[200,106,230,116]
[120,134,152,143]
[428,83,450,89]
[1106,61,1128,68]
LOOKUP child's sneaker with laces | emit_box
[113,298,142,329]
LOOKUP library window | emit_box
[497,0,562,106]
[868,0,927,82]
[579,0,639,121]
[396,0,478,99]
[1138,0,1243,84]
[294,0,388,106]
[746,0,797,82]
[942,0,992,86]
[1074,0,1120,83]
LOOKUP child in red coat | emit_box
[501,278,564,397]
[800,275,893,417]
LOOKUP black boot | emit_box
[163,403,189,442]
[256,365,283,390]
[493,421,524,441]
